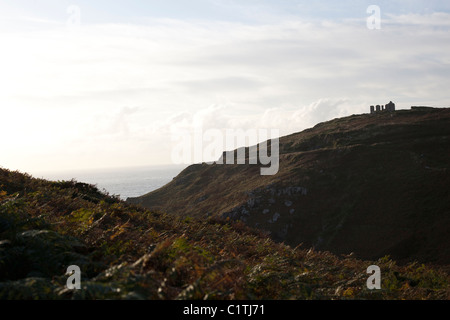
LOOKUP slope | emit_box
[0,167,449,300]
[127,108,450,265]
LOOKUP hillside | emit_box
[0,167,449,300]
[128,107,450,265]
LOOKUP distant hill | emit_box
[128,107,450,265]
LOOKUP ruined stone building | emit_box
[370,101,396,114]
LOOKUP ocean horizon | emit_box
[31,164,188,200]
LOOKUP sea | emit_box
[32,164,188,200]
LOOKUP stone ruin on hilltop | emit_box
[370,101,396,114]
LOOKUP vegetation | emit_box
[0,167,449,300]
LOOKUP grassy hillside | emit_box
[128,108,450,265]
[1,167,449,299]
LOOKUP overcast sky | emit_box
[1,1,449,173]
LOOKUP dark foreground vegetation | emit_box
[1,168,449,300]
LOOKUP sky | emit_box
[1,0,450,174]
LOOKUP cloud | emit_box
[386,12,450,27]
[1,11,449,172]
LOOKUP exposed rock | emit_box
[276,224,289,240]
[269,212,280,223]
